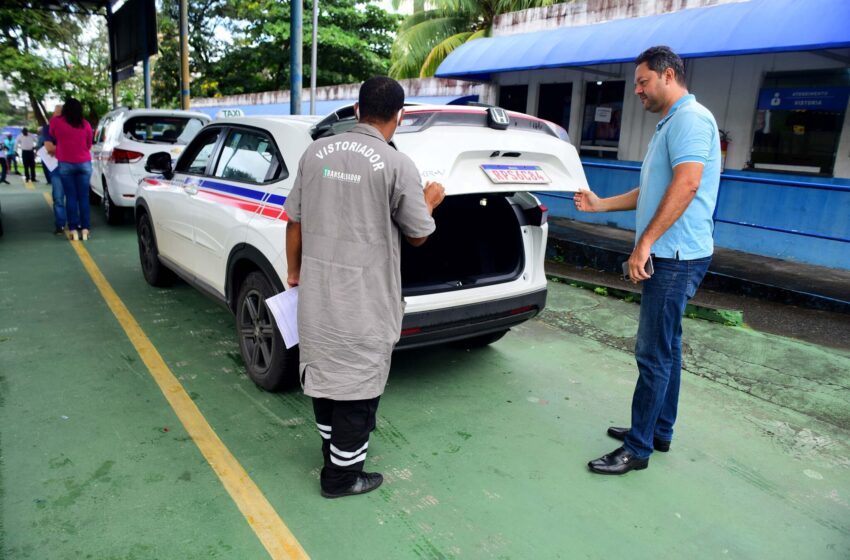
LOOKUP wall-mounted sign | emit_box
[757,87,850,111]
[594,106,612,123]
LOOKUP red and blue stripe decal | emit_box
[143,177,288,221]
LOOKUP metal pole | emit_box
[143,11,151,109]
[143,56,151,108]
[310,0,318,115]
[290,0,303,115]
[106,2,117,109]
[180,0,190,110]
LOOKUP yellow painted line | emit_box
[49,195,309,560]
[25,179,35,190]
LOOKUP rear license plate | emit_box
[481,164,551,184]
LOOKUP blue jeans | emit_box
[624,256,711,459]
[59,161,92,231]
[50,167,66,229]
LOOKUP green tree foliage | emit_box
[208,0,400,95]
[3,1,401,119]
[389,0,559,79]
[152,0,185,108]
[0,6,81,124]
[0,90,26,127]
[152,0,400,105]
[0,4,139,126]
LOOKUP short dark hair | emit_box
[635,46,686,86]
[358,76,405,122]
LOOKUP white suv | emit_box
[91,108,210,224]
[135,105,587,391]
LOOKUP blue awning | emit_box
[436,0,850,80]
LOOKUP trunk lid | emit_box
[392,108,588,196]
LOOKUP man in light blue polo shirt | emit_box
[575,46,721,475]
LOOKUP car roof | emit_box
[203,105,563,140]
[104,108,211,120]
[211,115,323,129]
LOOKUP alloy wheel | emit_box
[239,290,275,373]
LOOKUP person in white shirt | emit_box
[15,128,37,183]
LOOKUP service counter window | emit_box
[580,80,624,159]
[498,85,528,113]
[749,70,850,176]
[537,83,573,133]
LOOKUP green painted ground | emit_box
[2,181,849,559]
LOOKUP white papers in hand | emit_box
[38,146,58,172]
[265,287,299,349]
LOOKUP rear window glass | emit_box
[318,110,559,139]
[123,116,206,144]
[398,110,558,137]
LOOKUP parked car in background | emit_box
[135,105,588,391]
[91,108,210,224]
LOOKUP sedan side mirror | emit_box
[145,151,174,179]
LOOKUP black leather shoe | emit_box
[321,472,383,499]
[607,426,671,452]
[588,447,649,475]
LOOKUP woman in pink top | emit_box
[50,98,93,241]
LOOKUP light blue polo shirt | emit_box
[635,94,721,259]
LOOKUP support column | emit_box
[291,0,303,115]
[180,0,190,110]
[310,0,318,115]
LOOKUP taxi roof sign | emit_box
[215,108,245,119]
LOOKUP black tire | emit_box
[236,271,299,391]
[137,211,174,287]
[450,329,509,349]
[103,182,124,225]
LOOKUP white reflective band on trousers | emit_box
[330,442,369,466]
[317,423,331,440]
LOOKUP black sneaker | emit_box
[321,472,383,499]
[54,228,65,236]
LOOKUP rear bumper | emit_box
[105,166,140,207]
[397,289,547,350]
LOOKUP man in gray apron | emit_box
[284,76,445,498]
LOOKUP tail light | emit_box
[509,305,536,315]
[110,148,144,163]
[524,203,548,226]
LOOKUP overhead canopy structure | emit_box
[436,0,850,81]
[1,0,116,15]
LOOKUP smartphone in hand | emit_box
[622,255,654,279]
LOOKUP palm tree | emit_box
[389,0,559,79]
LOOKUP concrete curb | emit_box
[546,272,745,327]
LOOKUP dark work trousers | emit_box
[312,396,380,493]
[21,150,36,182]
[0,157,7,182]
